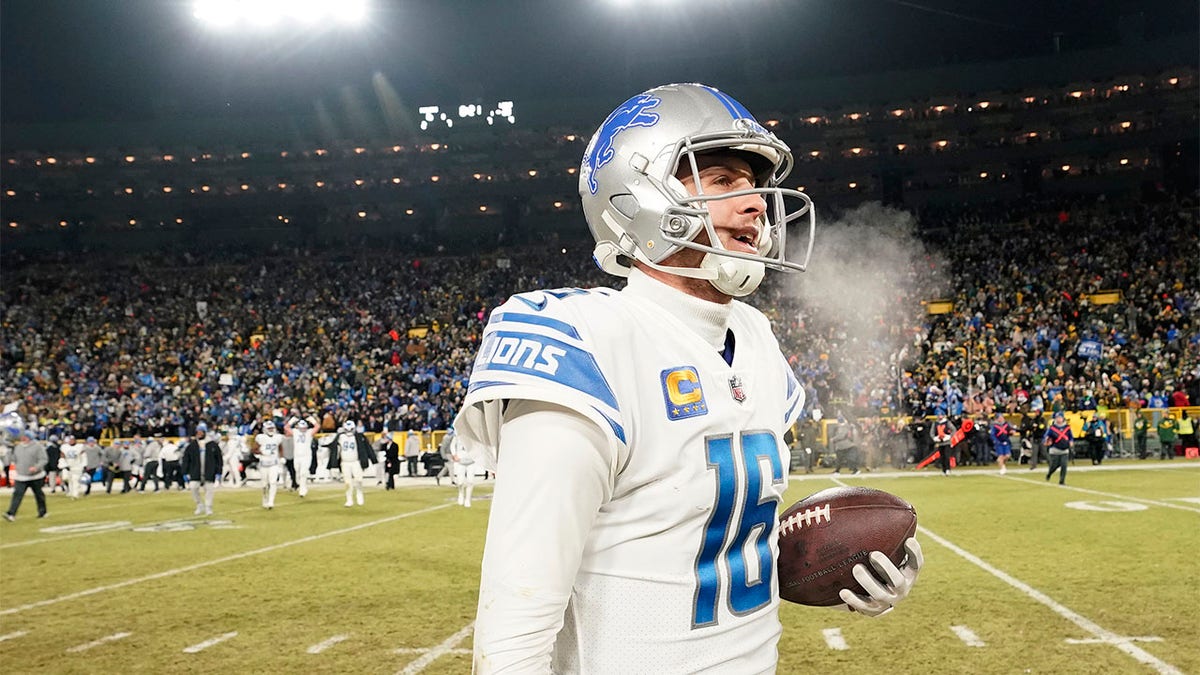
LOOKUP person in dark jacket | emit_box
[1081,412,1111,465]
[1043,411,1074,484]
[1022,412,1048,470]
[931,413,958,475]
[181,423,223,516]
[829,413,859,474]
[44,435,62,494]
[378,433,400,490]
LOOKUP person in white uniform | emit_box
[58,435,88,499]
[454,83,923,673]
[219,428,243,487]
[287,415,318,497]
[253,421,285,509]
[449,431,477,508]
[321,420,375,507]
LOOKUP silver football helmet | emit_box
[580,83,814,296]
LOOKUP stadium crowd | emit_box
[1,194,1196,443]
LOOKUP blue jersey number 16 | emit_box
[693,431,784,628]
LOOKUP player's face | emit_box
[668,154,766,268]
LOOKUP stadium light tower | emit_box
[193,0,368,29]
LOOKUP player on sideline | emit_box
[449,429,477,507]
[454,83,923,673]
[253,421,285,509]
[285,414,318,497]
[321,420,376,507]
[58,435,87,499]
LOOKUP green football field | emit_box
[1,460,1197,674]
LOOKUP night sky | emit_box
[2,0,1197,126]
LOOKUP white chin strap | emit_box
[702,253,765,297]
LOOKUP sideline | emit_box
[0,503,451,617]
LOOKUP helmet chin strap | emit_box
[702,253,765,297]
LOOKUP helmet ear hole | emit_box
[609,194,639,219]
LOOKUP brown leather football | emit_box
[777,486,917,606]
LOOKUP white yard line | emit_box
[999,475,1200,513]
[66,631,131,653]
[396,623,474,674]
[183,631,238,653]
[1066,636,1163,644]
[919,525,1183,675]
[307,634,350,654]
[1,494,341,550]
[0,630,28,643]
[821,627,849,651]
[0,503,451,616]
[950,624,986,647]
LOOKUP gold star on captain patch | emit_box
[672,408,680,416]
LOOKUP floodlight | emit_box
[337,0,369,24]
[194,0,235,26]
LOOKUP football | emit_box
[777,486,917,606]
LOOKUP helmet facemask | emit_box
[582,84,815,298]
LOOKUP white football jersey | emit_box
[292,428,315,459]
[255,433,283,466]
[60,443,86,470]
[337,433,359,464]
[457,285,804,673]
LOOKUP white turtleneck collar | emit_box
[621,267,732,351]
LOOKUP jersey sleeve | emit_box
[780,352,805,430]
[455,290,627,470]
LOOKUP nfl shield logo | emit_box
[728,375,747,403]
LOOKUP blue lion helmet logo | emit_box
[583,93,661,195]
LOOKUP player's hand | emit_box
[839,537,923,617]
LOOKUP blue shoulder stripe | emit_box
[594,407,627,444]
[494,312,581,340]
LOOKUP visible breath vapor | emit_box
[783,202,949,415]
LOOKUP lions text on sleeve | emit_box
[455,287,804,673]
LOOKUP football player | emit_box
[322,420,375,507]
[286,415,318,497]
[253,421,285,509]
[58,435,87,499]
[449,431,476,508]
[454,83,923,672]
